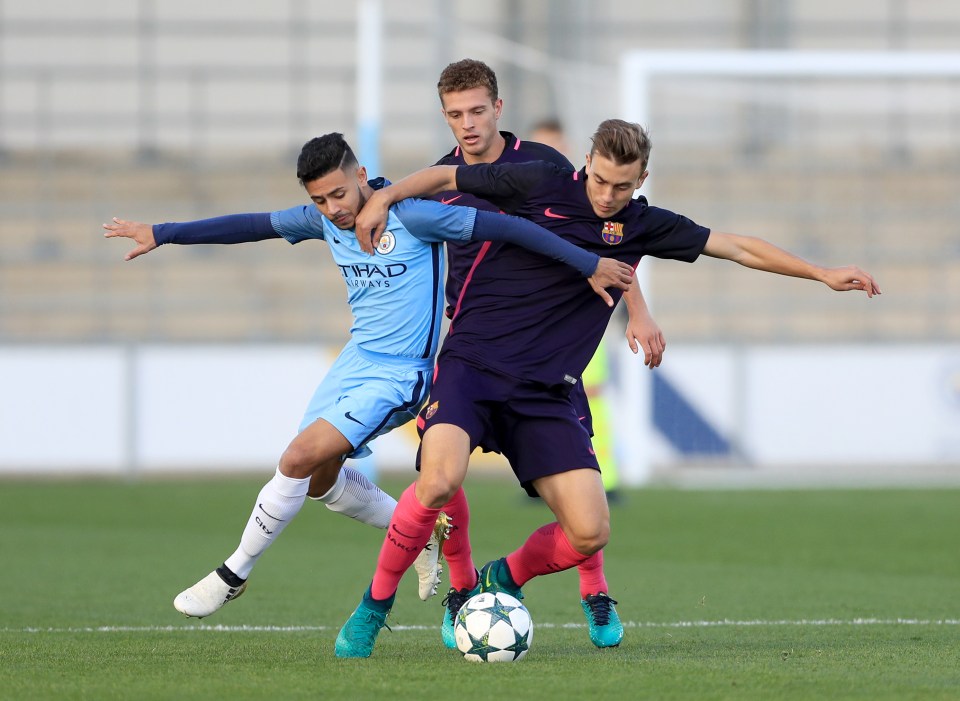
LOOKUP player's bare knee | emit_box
[416,473,458,509]
[278,443,323,480]
[571,535,607,556]
[567,524,609,555]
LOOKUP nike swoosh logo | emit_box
[391,524,418,539]
[543,208,570,219]
[344,411,365,426]
[440,195,463,205]
[258,503,285,521]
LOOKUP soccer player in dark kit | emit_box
[334,118,880,658]
[430,60,663,368]
[426,59,665,650]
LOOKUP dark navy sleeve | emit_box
[471,210,599,277]
[154,213,279,245]
[455,161,563,214]
[638,206,710,262]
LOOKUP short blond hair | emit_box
[590,119,651,170]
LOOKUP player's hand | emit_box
[821,265,881,297]
[587,258,635,307]
[102,217,157,260]
[354,191,392,255]
[625,305,666,368]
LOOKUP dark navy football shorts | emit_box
[569,380,594,437]
[416,354,600,497]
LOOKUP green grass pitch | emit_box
[2,476,958,700]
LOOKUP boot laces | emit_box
[441,586,474,619]
[584,593,618,626]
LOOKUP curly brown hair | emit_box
[437,59,499,103]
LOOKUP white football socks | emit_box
[222,466,396,581]
[224,467,310,580]
[313,466,397,530]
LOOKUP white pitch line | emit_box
[5,618,959,634]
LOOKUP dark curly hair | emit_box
[296,133,359,185]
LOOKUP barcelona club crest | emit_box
[601,221,624,245]
[425,401,439,420]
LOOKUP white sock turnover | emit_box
[314,466,397,529]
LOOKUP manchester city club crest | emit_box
[601,221,624,245]
[377,231,396,254]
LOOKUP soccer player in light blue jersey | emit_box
[104,132,634,620]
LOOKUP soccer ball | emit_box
[454,591,533,662]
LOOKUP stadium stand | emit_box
[1,1,958,344]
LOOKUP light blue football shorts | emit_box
[298,341,433,459]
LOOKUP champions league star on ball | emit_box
[454,591,533,662]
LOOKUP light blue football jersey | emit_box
[270,197,476,361]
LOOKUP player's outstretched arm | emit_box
[104,213,281,261]
[622,281,665,368]
[702,231,881,297]
[102,217,157,261]
[356,166,460,254]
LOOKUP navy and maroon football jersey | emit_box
[442,159,711,390]
[431,131,573,318]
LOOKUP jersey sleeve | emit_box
[471,210,598,277]
[388,198,477,243]
[639,206,711,262]
[454,161,562,214]
[269,205,328,244]
[153,212,278,245]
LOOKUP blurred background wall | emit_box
[1,0,958,482]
